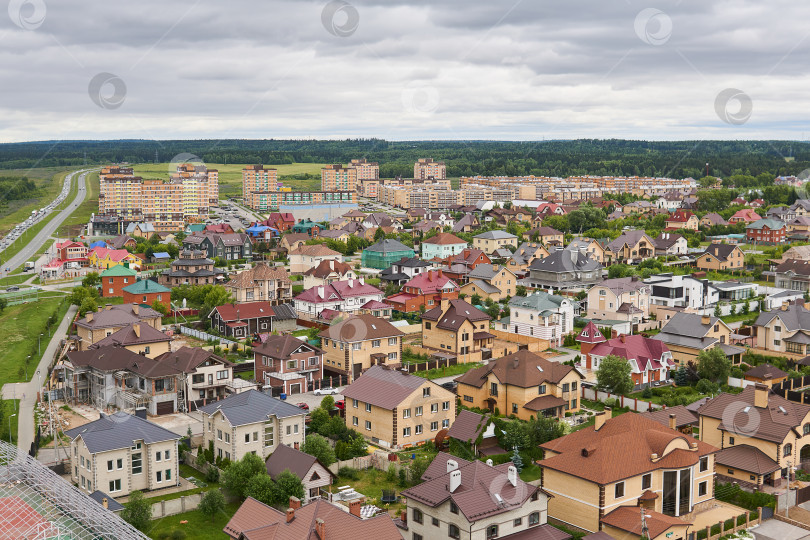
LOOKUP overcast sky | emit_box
[1,0,808,142]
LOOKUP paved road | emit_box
[1,169,92,274]
[2,304,78,452]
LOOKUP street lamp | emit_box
[37,369,41,391]
[38,333,43,356]
[25,356,30,380]
[8,414,16,444]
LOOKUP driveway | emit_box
[751,520,810,540]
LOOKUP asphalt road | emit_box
[1,168,92,274]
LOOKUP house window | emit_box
[699,481,707,497]
[512,403,518,414]
[403,427,411,437]
[353,399,359,408]
[352,343,362,350]
[264,422,274,447]
[413,535,423,540]
[464,395,473,403]
[415,425,423,435]
[729,437,735,445]
[156,451,162,462]
[372,340,381,348]
[431,421,438,431]
[449,524,460,539]
[132,453,142,474]
[539,384,546,394]
[700,457,709,472]
[109,479,121,492]
[166,469,171,481]
[365,403,372,412]
[107,460,113,471]
[486,525,498,539]
[513,518,522,527]
[423,387,431,397]
[365,420,371,430]
[615,482,625,498]
[403,409,411,419]
[431,403,438,413]
[156,471,162,483]
[442,419,450,428]
[642,473,651,490]
[529,512,540,526]
[450,501,458,514]
[416,406,423,416]
[388,338,397,346]
[804,424,810,435]
[217,430,222,441]
[432,517,440,527]
[425,322,431,329]
[443,401,450,410]
[785,444,793,457]
[353,416,358,426]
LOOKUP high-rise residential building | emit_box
[414,158,447,180]
[349,158,379,180]
[321,164,357,192]
[242,165,292,211]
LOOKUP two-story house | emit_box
[100,265,138,298]
[66,413,180,498]
[695,243,745,272]
[455,349,583,420]
[653,313,742,366]
[159,249,221,287]
[527,248,603,290]
[586,276,650,325]
[644,273,720,310]
[460,263,517,302]
[89,322,172,358]
[746,219,786,245]
[421,299,493,362]
[664,210,699,231]
[506,242,549,277]
[341,365,455,449]
[472,231,518,254]
[319,314,404,381]
[253,335,324,395]
[497,291,574,347]
[302,259,356,289]
[380,257,433,286]
[199,389,308,462]
[122,279,171,312]
[605,230,656,264]
[654,232,688,256]
[566,238,606,264]
[289,244,342,274]
[421,232,468,260]
[293,279,384,320]
[385,269,460,313]
[74,302,163,353]
[224,263,292,305]
[753,302,810,356]
[209,301,292,338]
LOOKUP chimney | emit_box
[349,500,362,518]
[400,509,407,525]
[438,269,443,279]
[595,408,610,431]
[669,413,676,431]
[97,306,103,312]
[85,312,93,323]
[318,286,325,298]
[513,356,519,369]
[236,309,240,322]
[102,497,108,509]
[447,459,459,473]
[286,507,295,523]
[132,304,139,315]
[133,324,140,338]
[315,518,326,539]
[289,496,301,509]
[449,469,462,492]
[619,335,626,343]
[348,279,354,288]
[507,465,517,487]
[486,459,493,466]
[492,264,499,272]
[754,383,769,408]
[701,315,710,325]
[441,298,449,311]
[329,259,334,271]
[359,278,364,285]
[570,249,578,265]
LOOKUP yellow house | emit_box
[695,244,745,272]
[472,230,518,254]
[74,304,163,351]
[90,322,172,358]
[421,299,493,363]
[342,365,456,449]
[455,349,583,420]
[653,313,741,366]
[539,411,718,537]
[506,242,549,274]
[460,263,517,302]
[318,314,404,382]
[88,247,143,270]
[567,238,606,264]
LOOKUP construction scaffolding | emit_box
[0,439,147,540]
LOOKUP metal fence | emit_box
[179,326,239,348]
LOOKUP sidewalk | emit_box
[1,304,77,451]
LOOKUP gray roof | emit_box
[754,304,810,332]
[657,312,719,338]
[596,276,647,296]
[509,291,566,311]
[468,263,498,280]
[364,238,413,253]
[474,230,517,240]
[606,230,652,253]
[65,412,180,454]
[529,248,602,273]
[74,304,161,330]
[198,389,306,426]
[466,279,500,294]
[89,491,125,511]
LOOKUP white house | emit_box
[497,291,574,347]
[293,279,384,319]
[644,273,720,309]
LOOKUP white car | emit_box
[313,387,340,396]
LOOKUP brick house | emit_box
[385,269,459,313]
[122,279,171,311]
[253,335,324,395]
[745,218,786,245]
[695,243,745,272]
[319,314,404,381]
[100,265,138,297]
[421,299,493,361]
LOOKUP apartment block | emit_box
[242,165,292,210]
[349,158,379,180]
[321,164,357,192]
[414,158,447,179]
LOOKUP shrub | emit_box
[338,467,359,480]
[205,466,220,484]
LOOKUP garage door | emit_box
[156,401,174,415]
[289,383,302,395]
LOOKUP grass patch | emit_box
[412,362,482,380]
[235,370,254,380]
[334,467,406,514]
[0,273,34,286]
[146,500,241,540]
[0,167,76,234]
[0,399,20,443]
[519,463,542,482]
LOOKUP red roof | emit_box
[295,279,382,304]
[589,334,674,373]
[213,302,275,322]
[730,208,761,222]
[666,210,695,223]
[402,270,458,294]
[576,321,606,344]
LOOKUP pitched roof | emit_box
[74,304,161,330]
[744,363,788,380]
[341,365,435,410]
[254,334,323,359]
[665,210,695,223]
[701,212,729,225]
[295,280,382,304]
[289,244,341,257]
[122,279,170,295]
[775,258,810,277]
[654,232,684,250]
[213,302,275,322]
[421,299,491,331]
[319,314,403,342]
[730,208,761,221]
[606,230,653,252]
[701,243,739,262]
[264,443,334,482]
[153,346,232,372]
[533,226,563,237]
[576,321,606,344]
[588,334,672,373]
[364,238,413,253]
[423,232,467,245]
[226,263,291,290]
[100,265,137,277]
[601,506,689,539]
[88,490,125,512]
[402,270,458,294]
[198,389,306,426]
[65,412,179,454]
[746,218,785,230]
[456,350,580,389]
[595,276,647,296]
[528,248,602,273]
[754,303,810,332]
[714,445,780,475]
[539,413,717,485]
[451,248,489,266]
[446,410,492,442]
[90,323,170,348]
[474,230,517,240]
[66,346,181,378]
[641,405,699,429]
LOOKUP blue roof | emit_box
[89,240,107,249]
[152,252,170,259]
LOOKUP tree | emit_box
[244,474,277,506]
[374,227,385,241]
[151,299,169,316]
[501,420,530,450]
[511,447,524,473]
[607,264,632,279]
[408,456,432,486]
[674,365,689,386]
[714,304,722,318]
[542,215,569,233]
[320,395,335,411]
[697,346,731,383]
[471,293,482,306]
[0,297,7,314]
[82,272,100,287]
[121,491,151,531]
[308,408,331,434]
[273,469,305,505]
[595,355,634,395]
[221,452,266,499]
[301,434,337,467]
[515,285,527,297]
[527,415,566,447]
[198,489,225,522]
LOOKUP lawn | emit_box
[146,500,241,540]
[142,463,222,504]
[334,467,406,514]
[412,362,482,380]
[0,399,20,444]
[0,167,76,235]
[0,273,34,286]
[0,296,70,385]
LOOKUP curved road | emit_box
[1,168,93,274]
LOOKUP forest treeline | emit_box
[1,139,810,179]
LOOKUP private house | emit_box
[291,219,321,236]
[497,291,574,347]
[154,346,235,411]
[209,301,282,338]
[265,444,335,503]
[199,389,307,461]
[743,363,788,387]
[653,232,687,256]
[294,279,384,319]
[787,216,810,235]
[264,212,295,232]
[421,299,493,361]
[451,248,492,271]
[644,273,720,310]
[530,226,565,246]
[379,257,433,286]
[460,263,517,302]
[253,335,324,395]
[586,276,650,325]
[664,210,699,231]
[605,230,656,264]
[66,412,180,498]
[385,269,459,313]
[159,249,220,287]
[745,219,786,245]
[357,299,393,319]
[753,303,810,356]
[100,265,138,298]
[54,240,90,265]
[60,346,181,415]
[302,259,356,289]
[279,233,310,252]
[446,410,500,456]
[539,412,717,536]
[695,243,745,272]
[728,208,761,224]
[401,453,564,540]
[183,232,253,261]
[472,230,518,254]
[642,405,700,435]
[455,349,583,420]
[361,238,415,270]
[697,384,810,489]
[656,192,684,210]
[506,242,549,276]
[108,235,137,250]
[126,222,156,238]
[319,314,404,381]
[577,323,675,386]
[700,213,729,227]
[774,259,810,293]
[341,365,455,449]
[224,263,292,305]
[567,237,606,264]
[121,279,171,312]
[653,313,741,366]
[452,213,480,233]
[89,323,172,358]
[315,229,350,242]
[527,248,603,290]
[88,247,143,270]
[74,304,163,351]
[289,244,342,274]
[421,232,468,260]
[411,220,442,237]
[224,496,402,539]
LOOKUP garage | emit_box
[288,383,302,395]
[156,401,175,415]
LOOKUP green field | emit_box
[130,162,327,198]
[0,167,77,235]
[59,171,99,237]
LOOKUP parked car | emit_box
[296,402,310,410]
[440,381,457,393]
[6,286,20,292]
[313,387,340,396]
[334,400,345,410]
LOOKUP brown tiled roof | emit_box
[446,410,492,443]
[421,299,490,331]
[523,395,566,412]
[213,302,275,322]
[67,346,182,378]
[153,346,232,372]
[601,506,690,538]
[341,365,439,410]
[493,524,572,540]
[253,334,323,360]
[539,413,717,485]
[74,304,161,330]
[744,363,788,380]
[224,497,401,539]
[715,444,780,475]
[423,232,467,245]
[318,314,403,342]
[302,259,353,279]
[697,386,810,443]
[226,263,290,290]
[641,405,699,429]
[90,323,170,348]
[289,244,341,257]
[264,443,334,482]
[455,350,579,389]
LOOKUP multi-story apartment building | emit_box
[459,175,696,200]
[342,365,455,448]
[349,158,379,180]
[414,158,446,179]
[241,165,291,210]
[321,164,357,192]
[199,389,308,462]
[66,412,180,498]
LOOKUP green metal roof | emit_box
[122,279,170,294]
[100,265,137,277]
